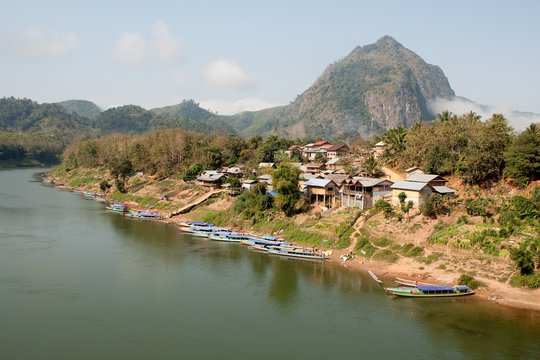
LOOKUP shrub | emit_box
[374,199,393,216]
[510,273,540,289]
[373,249,399,263]
[354,236,376,257]
[458,274,483,289]
[335,227,354,249]
[99,180,111,192]
[372,237,391,247]
[420,200,436,219]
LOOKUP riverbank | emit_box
[46,171,540,312]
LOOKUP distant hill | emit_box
[222,36,455,139]
[0,97,95,166]
[95,102,236,135]
[56,99,102,119]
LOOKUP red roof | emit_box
[313,141,331,147]
[288,145,299,150]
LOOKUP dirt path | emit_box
[345,214,365,252]
[168,189,222,218]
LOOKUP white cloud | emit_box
[428,97,540,132]
[199,98,280,115]
[113,32,147,68]
[204,60,257,89]
[151,22,182,62]
[8,28,78,60]
[113,22,182,68]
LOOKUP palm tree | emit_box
[435,110,454,123]
[381,126,407,166]
[362,154,382,177]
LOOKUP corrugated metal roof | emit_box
[305,178,336,187]
[326,157,342,165]
[300,173,323,180]
[432,186,457,194]
[407,173,446,183]
[390,180,429,191]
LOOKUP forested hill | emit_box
[0,97,95,166]
[0,98,233,166]
[95,102,236,135]
[219,36,455,139]
[56,99,102,119]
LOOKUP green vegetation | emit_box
[458,274,483,290]
[381,110,538,186]
[354,235,376,257]
[108,190,176,211]
[373,249,399,263]
[372,237,390,247]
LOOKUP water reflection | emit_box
[4,169,539,359]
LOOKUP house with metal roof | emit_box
[304,178,338,208]
[406,173,448,186]
[340,177,393,209]
[390,180,433,206]
[326,145,350,159]
[241,179,258,191]
[197,171,226,188]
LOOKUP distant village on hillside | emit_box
[195,140,457,211]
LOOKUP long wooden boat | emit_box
[106,202,128,213]
[192,227,232,238]
[395,277,435,287]
[209,232,250,243]
[126,210,162,220]
[267,247,328,260]
[178,221,214,228]
[368,270,383,285]
[385,284,474,298]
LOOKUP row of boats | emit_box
[177,221,330,260]
[99,197,329,260]
[368,271,474,298]
[76,190,473,298]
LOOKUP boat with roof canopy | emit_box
[385,284,474,298]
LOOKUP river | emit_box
[1,168,539,359]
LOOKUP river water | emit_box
[1,168,539,359]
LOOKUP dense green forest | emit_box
[377,112,539,186]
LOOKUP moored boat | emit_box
[385,284,474,298]
[209,232,250,243]
[106,202,128,213]
[126,210,162,220]
[191,227,231,238]
[178,221,214,228]
[267,247,328,260]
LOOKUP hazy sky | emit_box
[1,0,539,117]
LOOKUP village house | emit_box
[299,173,323,192]
[405,167,424,177]
[241,179,258,191]
[390,180,433,206]
[197,171,226,188]
[326,145,350,159]
[390,173,456,206]
[258,162,277,169]
[306,162,326,174]
[224,166,245,178]
[304,178,338,208]
[340,177,393,209]
[372,141,386,158]
[326,157,343,172]
[302,147,327,162]
[257,174,273,190]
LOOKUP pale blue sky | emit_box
[1,0,539,119]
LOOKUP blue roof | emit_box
[417,285,455,291]
[266,190,277,196]
[455,285,470,290]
